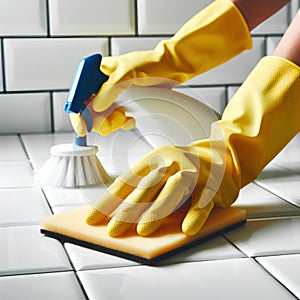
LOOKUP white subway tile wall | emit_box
[49,0,135,36]
[0,0,298,133]
[0,0,47,36]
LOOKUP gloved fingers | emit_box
[136,171,193,237]
[107,108,127,131]
[88,103,136,136]
[182,188,217,236]
[92,115,112,136]
[86,189,125,225]
[86,157,166,226]
[69,113,87,137]
[107,163,179,237]
[92,80,127,112]
[121,116,136,131]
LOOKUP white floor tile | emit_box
[256,165,300,208]
[0,225,72,276]
[0,136,27,161]
[233,183,300,218]
[22,133,75,162]
[258,178,300,208]
[43,186,107,208]
[225,217,300,257]
[51,204,85,214]
[0,188,51,226]
[159,236,245,265]
[65,243,137,271]
[0,272,86,300]
[65,236,244,271]
[78,258,296,300]
[257,254,300,299]
[0,162,34,188]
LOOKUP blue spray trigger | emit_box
[64,54,109,132]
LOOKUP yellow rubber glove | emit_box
[71,0,252,137]
[94,0,252,112]
[86,56,300,237]
[69,95,136,137]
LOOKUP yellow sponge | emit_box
[41,204,246,265]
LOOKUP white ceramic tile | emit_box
[4,38,108,91]
[78,258,295,300]
[233,183,300,218]
[271,133,300,165]
[52,92,73,132]
[225,217,300,257]
[0,188,51,226]
[257,254,300,298]
[256,164,300,208]
[51,204,85,214]
[0,135,27,161]
[186,38,265,85]
[0,225,72,275]
[42,186,106,208]
[252,5,289,34]
[175,87,226,115]
[291,0,300,18]
[0,272,86,300]
[0,0,47,36]
[22,132,75,162]
[266,37,282,56]
[257,176,300,208]
[138,0,212,34]
[65,243,137,270]
[111,37,165,56]
[227,85,239,101]
[65,236,244,271]
[0,93,51,133]
[49,0,135,36]
[0,162,34,188]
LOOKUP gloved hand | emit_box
[86,56,300,236]
[69,94,136,137]
[71,0,252,136]
[94,0,251,112]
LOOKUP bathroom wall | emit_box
[0,0,299,134]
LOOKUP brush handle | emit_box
[76,136,87,146]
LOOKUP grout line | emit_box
[49,92,55,133]
[45,0,51,37]
[17,134,31,162]
[0,38,6,92]
[0,269,77,279]
[134,0,139,36]
[61,244,90,300]
[0,89,69,95]
[107,36,112,56]
[40,188,55,215]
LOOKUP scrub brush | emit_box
[35,54,112,188]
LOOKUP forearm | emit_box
[273,8,300,66]
[231,0,290,31]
